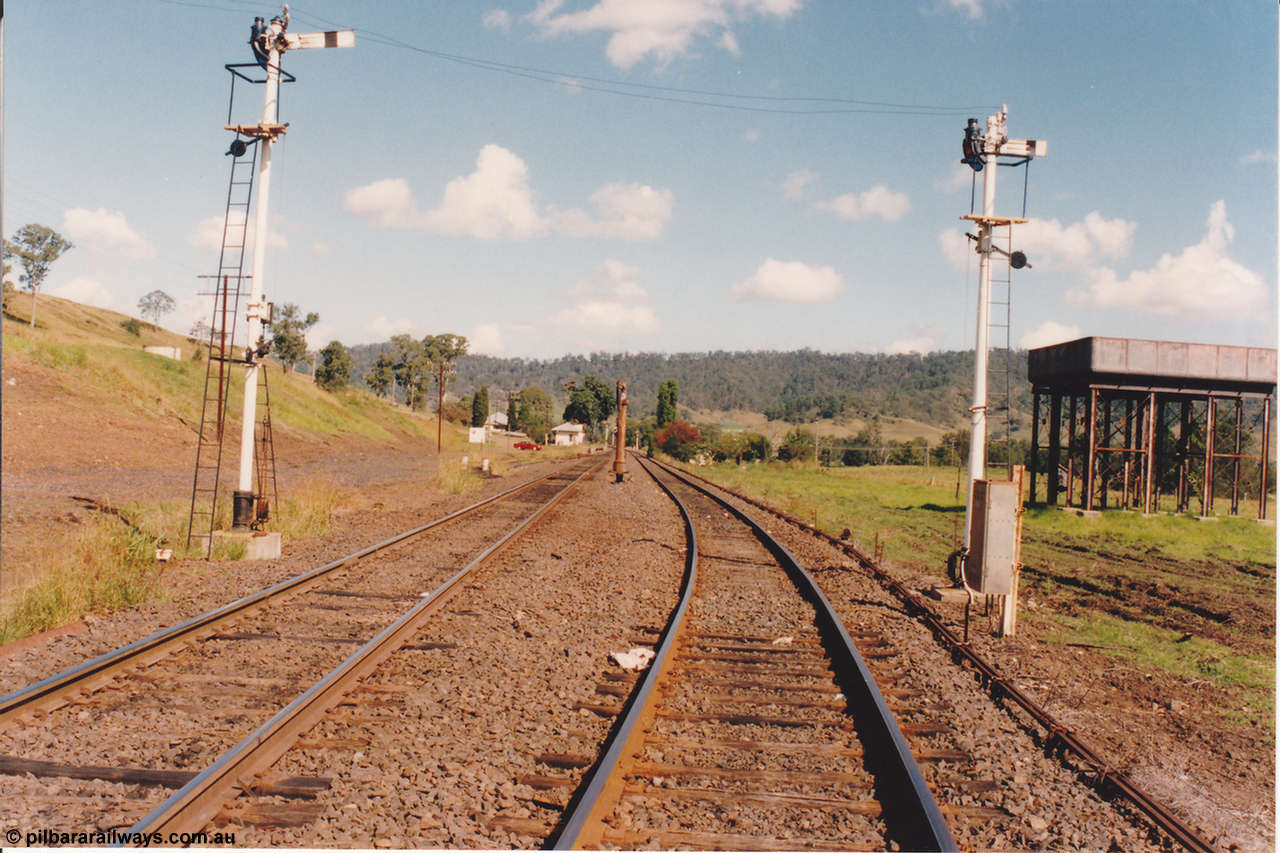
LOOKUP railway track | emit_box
[662,458,1222,853]
[0,455,602,836]
[551,455,956,851]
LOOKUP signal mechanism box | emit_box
[965,478,1020,595]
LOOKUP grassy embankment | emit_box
[676,458,1276,729]
[0,293,462,642]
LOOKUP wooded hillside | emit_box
[348,344,1032,431]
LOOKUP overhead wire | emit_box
[157,0,996,118]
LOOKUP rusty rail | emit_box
[0,459,589,726]
[660,454,1218,853]
[553,455,955,851]
[129,456,606,838]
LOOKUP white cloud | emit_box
[469,322,505,355]
[305,322,338,352]
[552,260,659,336]
[946,0,984,19]
[61,208,154,259]
[1019,211,1135,269]
[528,0,801,69]
[1019,321,1082,350]
[731,258,845,303]
[554,182,673,240]
[1240,149,1276,165]
[422,145,547,239]
[817,185,910,222]
[886,336,937,355]
[1068,201,1268,318]
[482,9,511,30]
[935,163,975,193]
[346,146,672,242]
[363,315,415,340]
[553,300,659,333]
[47,275,115,309]
[188,213,287,252]
[938,228,972,271]
[343,178,418,229]
[346,147,546,239]
[783,169,819,200]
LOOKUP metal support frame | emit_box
[1028,382,1273,519]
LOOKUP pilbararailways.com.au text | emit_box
[7,827,235,847]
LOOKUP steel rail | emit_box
[128,456,606,839]
[661,456,1217,853]
[554,455,955,852]
[0,459,587,725]
[550,455,699,850]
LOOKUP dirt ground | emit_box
[2,351,1274,851]
[900,538,1276,852]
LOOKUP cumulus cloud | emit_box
[731,258,844,303]
[935,163,975,193]
[816,185,910,222]
[1019,321,1082,350]
[423,145,546,239]
[346,146,671,242]
[469,322,505,355]
[886,336,937,355]
[1019,211,1135,269]
[363,315,416,340]
[553,300,659,333]
[555,260,658,335]
[938,228,973,271]
[304,321,337,352]
[61,208,154,259]
[1067,201,1267,318]
[946,0,984,19]
[482,9,511,30]
[554,183,673,240]
[783,169,819,200]
[528,0,801,69]
[47,275,115,309]
[188,213,287,252]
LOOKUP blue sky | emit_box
[5,1,1276,359]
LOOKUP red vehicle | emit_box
[513,441,542,450]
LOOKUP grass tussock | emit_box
[437,458,482,494]
[1040,611,1275,729]
[0,480,361,644]
[0,515,165,644]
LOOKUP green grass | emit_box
[681,457,1276,731]
[1038,610,1275,728]
[0,480,364,644]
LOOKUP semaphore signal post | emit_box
[957,105,1046,636]
[187,6,352,557]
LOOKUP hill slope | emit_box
[348,343,1032,433]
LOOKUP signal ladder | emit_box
[186,134,278,556]
[986,223,1016,476]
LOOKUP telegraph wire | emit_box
[155,0,996,117]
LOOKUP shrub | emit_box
[121,318,143,336]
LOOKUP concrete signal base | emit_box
[202,530,283,560]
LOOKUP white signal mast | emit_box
[959,105,1046,548]
[229,6,353,528]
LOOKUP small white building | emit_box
[550,422,585,447]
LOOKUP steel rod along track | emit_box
[128,455,607,838]
[662,457,1218,853]
[0,459,589,726]
[553,455,955,852]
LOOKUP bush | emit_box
[777,429,816,462]
[121,318,142,336]
[655,419,701,461]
